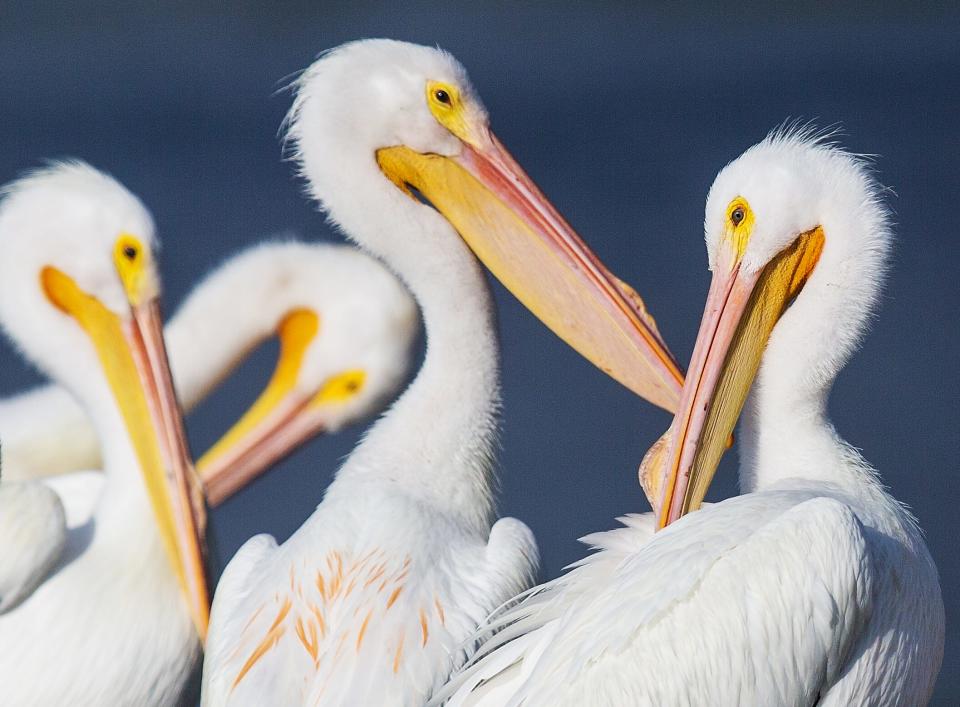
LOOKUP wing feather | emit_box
[0,480,67,612]
[203,502,539,706]
[202,533,279,706]
[442,492,874,706]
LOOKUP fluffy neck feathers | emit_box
[737,160,890,495]
[307,145,500,532]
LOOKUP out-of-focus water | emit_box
[1,2,957,702]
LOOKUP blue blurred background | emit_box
[1,2,957,702]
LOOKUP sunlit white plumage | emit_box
[203,42,536,705]
[0,238,416,623]
[0,237,416,627]
[0,240,416,485]
[202,38,684,705]
[441,131,945,706]
[200,42,539,706]
[0,162,206,704]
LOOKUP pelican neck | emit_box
[736,354,880,501]
[325,188,501,532]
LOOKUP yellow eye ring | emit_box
[426,81,459,111]
[725,198,755,259]
[113,233,150,305]
[425,80,475,144]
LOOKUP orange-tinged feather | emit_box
[420,609,429,646]
[386,585,403,609]
[356,609,373,652]
[295,616,319,663]
[232,598,292,690]
[393,635,405,674]
[310,604,326,637]
[240,604,266,635]
[364,568,386,588]
[354,547,378,572]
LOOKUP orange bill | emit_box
[376,93,684,412]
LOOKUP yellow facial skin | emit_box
[726,197,756,260]
[113,233,156,306]
[40,261,209,636]
[310,369,366,407]
[426,80,476,145]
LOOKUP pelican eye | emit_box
[730,207,746,226]
[312,369,367,406]
[425,81,468,139]
[113,234,150,305]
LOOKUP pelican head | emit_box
[651,128,891,526]
[191,242,418,505]
[287,39,683,412]
[0,161,209,637]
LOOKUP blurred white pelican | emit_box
[0,162,209,704]
[201,39,682,706]
[439,130,945,706]
[0,240,417,500]
[0,239,416,618]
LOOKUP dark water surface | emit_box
[1,2,957,702]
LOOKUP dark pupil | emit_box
[435,89,450,104]
[731,208,745,225]
[123,246,137,260]
[346,380,359,392]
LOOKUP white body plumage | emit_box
[201,42,543,705]
[204,37,687,705]
[0,162,201,705]
[440,131,945,706]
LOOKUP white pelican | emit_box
[0,162,208,704]
[0,239,416,618]
[439,130,945,705]
[0,240,418,498]
[201,39,683,705]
